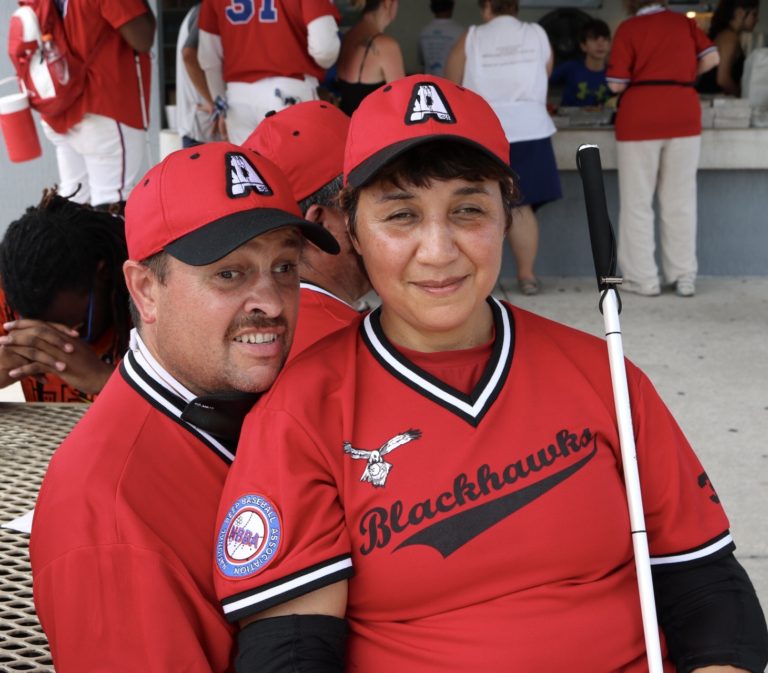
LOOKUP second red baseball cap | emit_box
[344,74,514,188]
[243,101,350,202]
[125,142,340,265]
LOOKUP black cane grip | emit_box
[576,144,617,291]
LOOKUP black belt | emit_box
[630,80,696,87]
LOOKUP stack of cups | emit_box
[0,77,42,163]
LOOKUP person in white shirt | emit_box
[417,0,464,77]
[446,0,561,296]
[175,3,215,147]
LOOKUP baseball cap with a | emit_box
[125,142,340,265]
[344,74,514,188]
[243,101,349,203]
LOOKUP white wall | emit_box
[0,1,160,238]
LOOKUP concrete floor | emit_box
[497,275,768,619]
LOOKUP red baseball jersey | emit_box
[31,342,237,672]
[198,0,339,83]
[607,7,715,141]
[215,299,733,673]
[44,0,152,133]
[0,287,120,402]
[288,282,360,360]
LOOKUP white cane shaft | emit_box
[633,534,665,671]
[601,290,664,673]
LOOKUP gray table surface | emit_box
[0,403,87,673]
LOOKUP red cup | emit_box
[0,91,42,163]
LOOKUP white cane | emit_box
[576,143,664,673]
[135,51,154,167]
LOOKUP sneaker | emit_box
[621,279,661,296]
[518,277,541,296]
[675,279,696,297]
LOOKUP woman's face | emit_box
[352,176,506,352]
[737,6,759,32]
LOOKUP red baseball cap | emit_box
[242,101,349,202]
[125,142,340,265]
[344,75,514,187]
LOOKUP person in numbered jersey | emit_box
[212,75,767,673]
[198,0,341,144]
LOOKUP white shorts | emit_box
[225,76,319,145]
[42,113,146,207]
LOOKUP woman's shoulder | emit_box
[369,32,401,54]
[714,27,740,48]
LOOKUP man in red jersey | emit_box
[198,0,341,144]
[242,100,371,358]
[30,142,339,672]
[37,0,155,211]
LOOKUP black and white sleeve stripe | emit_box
[221,555,354,623]
[650,530,735,569]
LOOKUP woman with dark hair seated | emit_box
[214,75,767,673]
[0,190,130,401]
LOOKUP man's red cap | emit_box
[243,101,350,203]
[344,74,514,187]
[125,142,339,265]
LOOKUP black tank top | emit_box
[336,33,385,116]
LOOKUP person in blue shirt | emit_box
[550,19,611,107]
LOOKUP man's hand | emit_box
[0,319,113,395]
[216,115,228,142]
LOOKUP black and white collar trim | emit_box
[361,297,514,426]
[300,281,356,309]
[120,330,236,463]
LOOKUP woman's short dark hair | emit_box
[709,0,759,38]
[339,141,520,239]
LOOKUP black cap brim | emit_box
[165,208,340,266]
[346,135,516,188]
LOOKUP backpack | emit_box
[6,0,87,118]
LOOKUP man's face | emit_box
[146,228,302,396]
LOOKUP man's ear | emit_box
[304,203,325,226]
[123,260,160,325]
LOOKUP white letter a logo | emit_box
[226,152,273,198]
[406,83,456,125]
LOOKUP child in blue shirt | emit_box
[550,19,611,107]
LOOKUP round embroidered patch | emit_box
[216,494,282,578]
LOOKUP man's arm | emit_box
[307,15,341,70]
[183,46,214,112]
[198,29,226,103]
[118,3,156,53]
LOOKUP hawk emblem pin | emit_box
[343,429,422,487]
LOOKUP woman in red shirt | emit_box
[606,0,719,297]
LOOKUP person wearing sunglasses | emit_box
[0,190,130,401]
